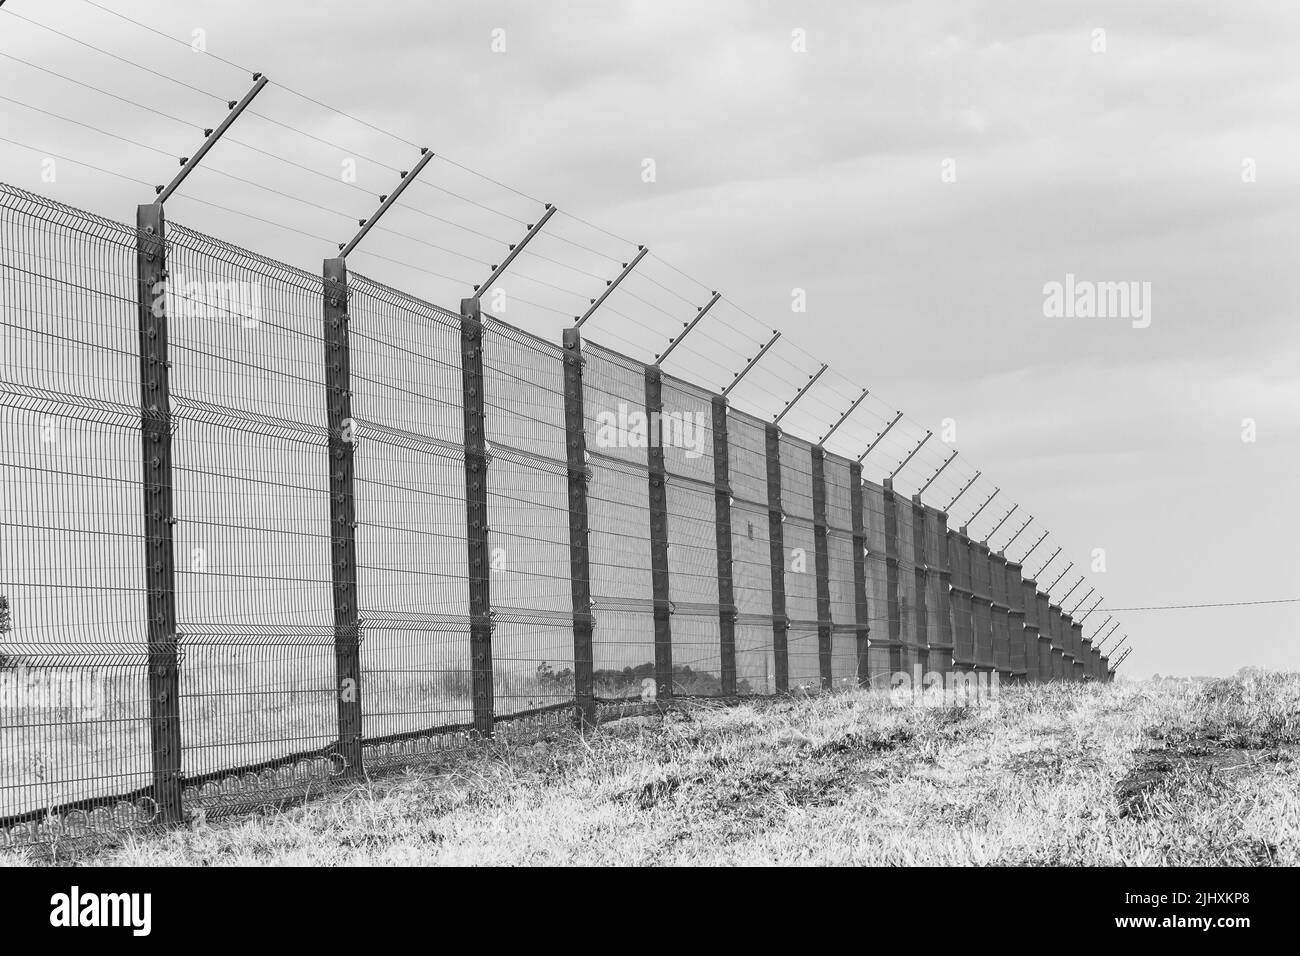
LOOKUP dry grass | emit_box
[5,671,1298,866]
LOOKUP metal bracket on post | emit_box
[917,449,957,498]
[323,256,364,776]
[1017,529,1048,564]
[1060,575,1086,606]
[1034,546,1063,580]
[339,148,435,257]
[460,297,495,735]
[712,395,737,695]
[820,388,868,445]
[723,331,781,396]
[645,364,674,698]
[889,430,932,482]
[1001,514,1033,552]
[986,503,1019,543]
[858,411,903,464]
[964,487,1001,530]
[944,469,981,512]
[137,202,183,822]
[657,291,720,365]
[1089,614,1114,642]
[1045,558,1073,592]
[473,205,556,300]
[773,364,828,425]
[764,422,789,692]
[562,327,596,727]
[576,247,648,329]
[155,73,268,203]
[1070,587,1097,616]
[811,446,834,690]
[849,462,870,686]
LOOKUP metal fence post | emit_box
[562,328,595,725]
[1006,556,1026,683]
[882,478,903,677]
[911,496,930,679]
[811,446,833,690]
[948,529,975,676]
[645,365,673,697]
[929,506,954,678]
[322,257,364,775]
[459,297,494,735]
[712,396,738,695]
[136,202,183,822]
[764,423,789,692]
[849,463,870,686]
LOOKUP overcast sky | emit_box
[2,0,1297,677]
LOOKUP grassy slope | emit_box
[8,673,1299,866]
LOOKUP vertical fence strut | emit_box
[645,364,674,697]
[137,202,183,822]
[811,446,834,690]
[562,328,595,726]
[575,246,647,328]
[322,256,364,776]
[849,463,870,686]
[765,423,789,692]
[1001,516,1034,553]
[713,396,737,695]
[459,297,494,735]
[882,477,903,676]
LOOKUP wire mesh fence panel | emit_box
[896,497,922,675]
[989,552,1011,674]
[727,409,774,694]
[970,540,995,670]
[345,275,475,741]
[582,343,654,696]
[480,319,575,716]
[779,434,818,689]
[162,225,338,792]
[660,374,723,694]
[949,531,975,672]
[862,480,891,687]
[824,454,859,687]
[0,185,155,834]
[923,507,952,675]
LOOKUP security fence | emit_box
[0,181,1112,846]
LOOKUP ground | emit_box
[5,671,1298,866]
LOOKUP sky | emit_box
[0,0,1297,678]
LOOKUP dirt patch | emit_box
[1115,737,1293,820]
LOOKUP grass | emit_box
[4,671,1297,866]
